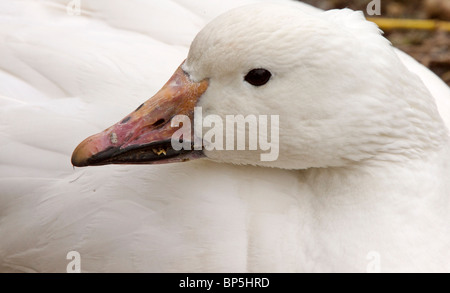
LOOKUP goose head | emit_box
[72,4,447,170]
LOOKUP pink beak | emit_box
[71,63,208,167]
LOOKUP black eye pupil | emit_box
[244,68,271,86]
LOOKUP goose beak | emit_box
[71,64,208,167]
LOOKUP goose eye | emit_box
[244,68,272,86]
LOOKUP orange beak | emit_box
[71,63,208,167]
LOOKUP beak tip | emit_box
[71,139,94,167]
[71,154,87,167]
[71,150,88,167]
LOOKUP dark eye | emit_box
[244,68,272,86]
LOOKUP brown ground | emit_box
[300,0,450,86]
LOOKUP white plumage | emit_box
[1,0,450,272]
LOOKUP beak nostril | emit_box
[134,103,144,112]
[152,119,165,127]
[120,116,131,124]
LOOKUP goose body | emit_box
[1,0,450,273]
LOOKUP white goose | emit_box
[1,0,450,273]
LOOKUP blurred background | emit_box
[301,0,450,86]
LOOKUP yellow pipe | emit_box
[367,17,450,32]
